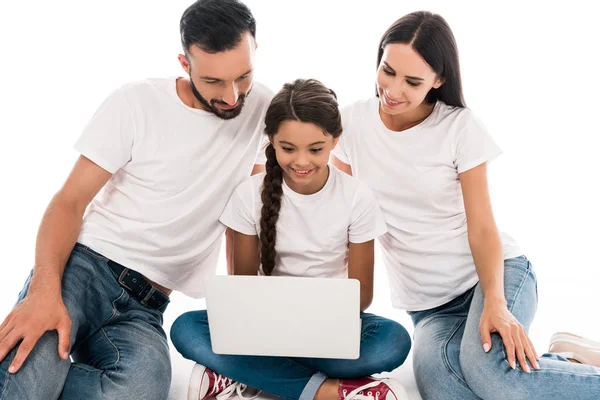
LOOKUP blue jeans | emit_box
[0,243,171,400]
[409,256,600,400]
[171,310,411,400]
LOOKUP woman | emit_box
[332,11,600,400]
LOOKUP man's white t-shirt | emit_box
[333,98,522,311]
[219,166,388,277]
[75,78,273,298]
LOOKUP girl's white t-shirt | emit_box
[219,166,388,278]
[333,98,522,311]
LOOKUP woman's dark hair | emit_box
[259,79,342,275]
[180,0,256,54]
[377,11,465,108]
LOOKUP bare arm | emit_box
[460,162,539,372]
[347,240,375,312]
[460,163,504,303]
[331,156,353,176]
[31,156,112,293]
[232,231,260,275]
[0,155,112,372]
[225,164,265,275]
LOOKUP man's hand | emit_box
[0,291,71,373]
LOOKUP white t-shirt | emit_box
[219,166,388,278]
[333,98,522,311]
[75,78,273,298]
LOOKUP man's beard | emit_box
[189,79,250,120]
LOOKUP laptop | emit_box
[204,275,361,359]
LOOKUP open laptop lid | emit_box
[205,275,361,359]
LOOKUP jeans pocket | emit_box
[103,288,130,325]
[504,255,531,273]
[74,243,109,261]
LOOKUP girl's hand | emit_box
[480,299,540,372]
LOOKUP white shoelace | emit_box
[212,373,234,396]
[342,380,386,400]
[215,382,262,400]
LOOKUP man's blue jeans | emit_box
[171,310,411,400]
[409,256,600,400]
[0,243,171,400]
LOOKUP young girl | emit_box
[331,11,600,400]
[171,79,411,400]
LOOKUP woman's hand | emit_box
[480,298,540,372]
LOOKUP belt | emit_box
[107,260,170,310]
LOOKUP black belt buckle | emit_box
[108,260,169,310]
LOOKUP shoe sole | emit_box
[549,332,600,367]
[550,332,600,348]
[188,363,207,400]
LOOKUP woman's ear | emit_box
[433,76,445,89]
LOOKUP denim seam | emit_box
[70,364,103,375]
[281,357,318,375]
[525,367,600,378]
[458,289,475,312]
[441,318,471,390]
[101,327,121,372]
[361,321,379,339]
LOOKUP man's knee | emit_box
[0,331,70,400]
[102,343,172,400]
[102,364,172,400]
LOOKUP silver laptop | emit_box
[204,275,361,359]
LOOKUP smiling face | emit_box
[271,120,339,195]
[376,43,444,117]
[178,32,256,119]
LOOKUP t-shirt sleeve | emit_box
[254,132,269,165]
[454,110,503,174]
[73,87,136,174]
[348,183,388,243]
[219,180,258,236]
[331,135,350,165]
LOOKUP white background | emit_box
[0,0,598,358]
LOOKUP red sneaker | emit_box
[188,363,236,400]
[187,364,262,400]
[339,377,409,400]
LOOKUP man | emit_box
[0,1,271,398]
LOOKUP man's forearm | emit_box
[29,195,85,294]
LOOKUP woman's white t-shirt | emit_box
[333,98,522,311]
[219,166,388,277]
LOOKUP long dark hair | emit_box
[377,11,466,108]
[259,79,343,275]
